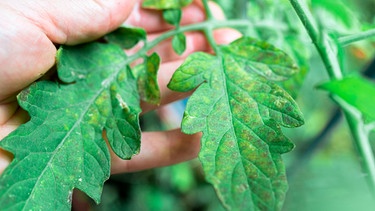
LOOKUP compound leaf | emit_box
[0,42,143,210]
[142,0,193,9]
[168,37,304,210]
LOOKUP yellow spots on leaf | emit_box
[117,71,127,82]
[63,124,70,131]
[237,183,249,193]
[116,94,129,111]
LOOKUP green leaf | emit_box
[319,76,375,123]
[0,42,142,210]
[311,0,360,32]
[163,9,182,26]
[220,37,299,81]
[168,37,304,210]
[172,33,186,55]
[142,0,193,9]
[133,53,161,105]
[104,26,146,49]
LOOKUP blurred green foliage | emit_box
[74,0,375,210]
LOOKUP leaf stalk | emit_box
[288,0,342,80]
[202,0,214,20]
[288,0,375,195]
[333,96,375,195]
[127,19,250,62]
[339,28,375,46]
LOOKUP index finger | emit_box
[125,0,224,33]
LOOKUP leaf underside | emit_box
[168,37,304,210]
[0,43,147,210]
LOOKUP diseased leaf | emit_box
[104,26,146,49]
[142,0,193,9]
[220,37,299,81]
[133,53,161,105]
[319,76,375,123]
[277,35,310,99]
[168,37,304,210]
[0,42,143,210]
[163,9,182,26]
[172,33,187,55]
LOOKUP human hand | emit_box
[0,0,241,174]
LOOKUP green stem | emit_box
[202,0,214,20]
[201,0,219,52]
[288,0,342,80]
[288,0,375,195]
[339,28,375,46]
[127,19,249,62]
[333,96,375,195]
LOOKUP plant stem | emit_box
[201,0,219,52]
[288,0,375,195]
[202,0,214,20]
[127,19,249,62]
[334,96,375,195]
[339,28,375,46]
[288,0,342,80]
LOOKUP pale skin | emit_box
[0,0,241,174]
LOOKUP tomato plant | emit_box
[0,0,374,210]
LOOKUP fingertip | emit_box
[110,129,201,174]
[214,28,242,45]
[195,0,242,44]
[208,1,226,20]
[0,148,13,175]
[193,0,226,20]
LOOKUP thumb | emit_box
[17,0,138,45]
[0,0,137,101]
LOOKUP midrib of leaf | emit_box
[22,59,129,208]
[226,58,279,209]
[201,55,272,209]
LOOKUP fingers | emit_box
[0,107,29,174]
[0,149,12,175]
[3,0,138,44]
[126,0,225,33]
[135,0,242,112]
[140,28,242,113]
[140,60,191,114]
[126,0,241,63]
[0,0,137,102]
[0,0,239,176]
[149,28,242,63]
[126,1,205,33]
[0,7,56,102]
[111,129,201,174]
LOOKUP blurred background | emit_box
[73,0,375,210]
